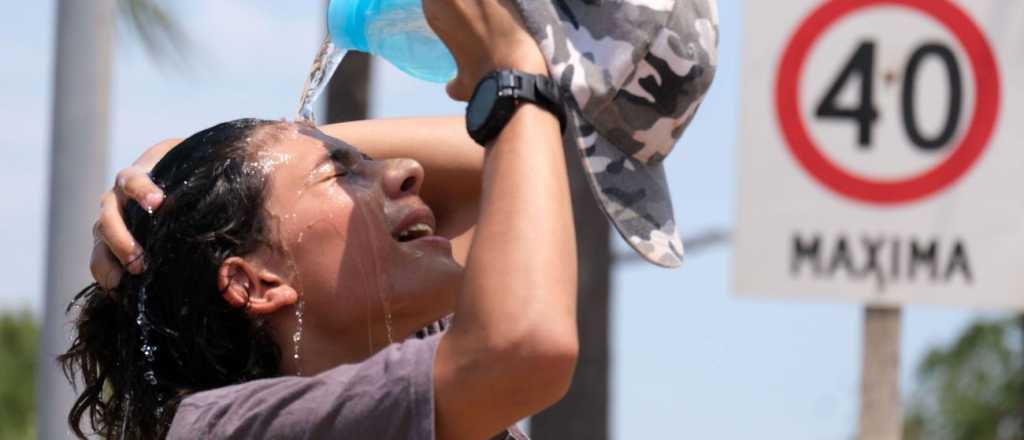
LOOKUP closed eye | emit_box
[313,148,359,181]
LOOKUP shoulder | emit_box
[168,335,442,440]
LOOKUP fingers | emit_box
[115,166,164,213]
[446,77,472,102]
[88,138,178,290]
[90,240,124,290]
[135,138,180,169]
[97,192,146,274]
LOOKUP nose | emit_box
[380,158,424,199]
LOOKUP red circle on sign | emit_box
[776,0,1000,204]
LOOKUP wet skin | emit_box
[93,1,575,432]
[229,122,462,374]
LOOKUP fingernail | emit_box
[143,193,164,214]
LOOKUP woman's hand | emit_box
[90,139,177,289]
[422,0,547,101]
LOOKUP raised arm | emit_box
[320,117,482,264]
[433,105,577,440]
[91,117,484,288]
[422,0,579,438]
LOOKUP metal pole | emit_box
[858,306,903,440]
[326,51,372,123]
[37,0,116,437]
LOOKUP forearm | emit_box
[150,118,481,225]
[319,116,482,219]
[320,117,482,263]
[455,105,576,347]
[437,104,578,437]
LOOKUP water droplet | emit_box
[292,299,305,375]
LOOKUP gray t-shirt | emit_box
[167,334,528,440]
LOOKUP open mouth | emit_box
[392,206,438,243]
[395,223,435,242]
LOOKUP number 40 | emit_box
[815,40,963,151]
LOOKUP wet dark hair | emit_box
[59,118,287,439]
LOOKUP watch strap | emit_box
[495,71,566,130]
[468,70,566,146]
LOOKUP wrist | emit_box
[465,70,565,147]
[483,43,547,77]
[511,102,560,131]
[487,102,561,151]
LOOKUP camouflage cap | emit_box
[514,0,718,267]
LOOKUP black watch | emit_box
[465,70,566,147]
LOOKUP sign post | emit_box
[737,1,1021,438]
[858,306,902,440]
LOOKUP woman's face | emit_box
[253,123,461,354]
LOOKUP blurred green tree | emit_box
[904,316,1024,440]
[0,312,39,440]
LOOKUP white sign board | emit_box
[735,0,1024,309]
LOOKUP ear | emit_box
[218,257,298,315]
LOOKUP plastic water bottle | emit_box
[328,0,457,83]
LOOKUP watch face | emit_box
[467,77,498,131]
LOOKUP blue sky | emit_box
[0,1,1002,438]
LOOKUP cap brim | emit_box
[563,107,684,268]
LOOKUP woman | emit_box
[64,0,577,438]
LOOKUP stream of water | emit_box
[296,37,348,124]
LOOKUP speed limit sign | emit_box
[735,0,1023,309]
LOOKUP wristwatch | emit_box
[465,70,566,147]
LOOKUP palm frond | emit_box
[117,0,190,64]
